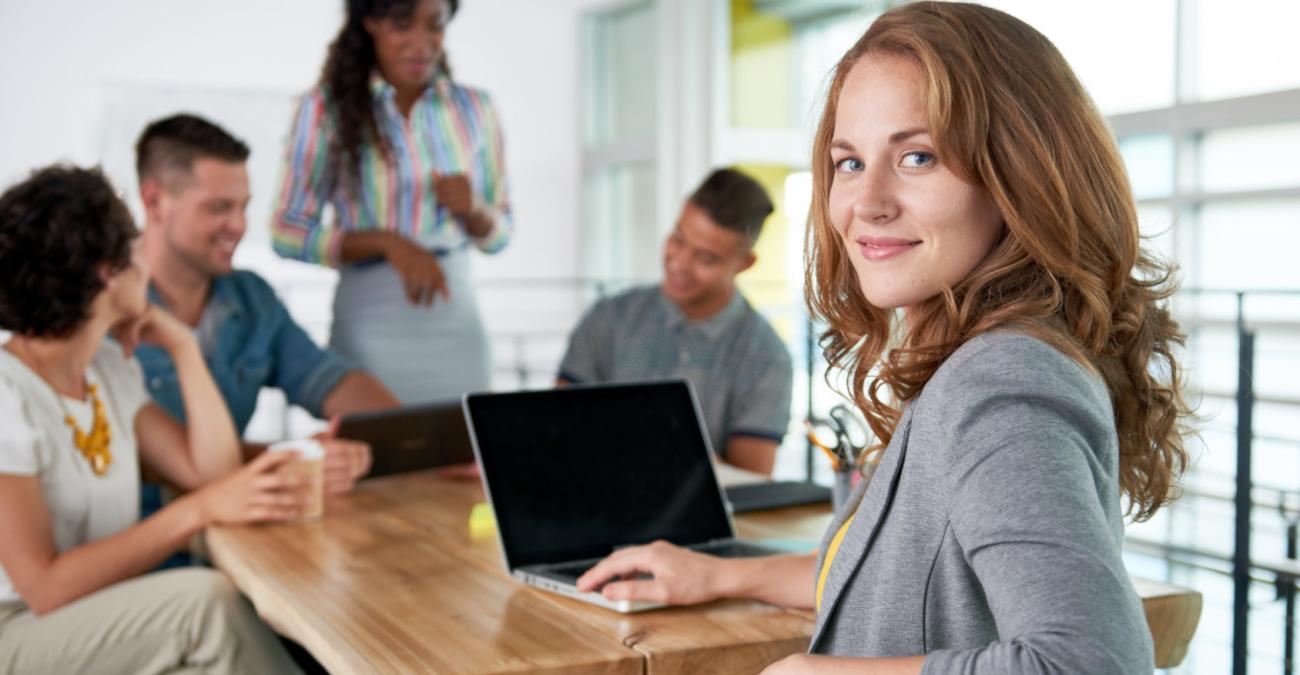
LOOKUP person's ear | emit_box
[140,178,164,223]
[738,250,757,274]
[98,262,117,287]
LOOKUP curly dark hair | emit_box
[321,0,459,190]
[0,165,138,338]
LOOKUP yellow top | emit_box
[815,513,856,611]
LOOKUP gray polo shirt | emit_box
[558,285,793,459]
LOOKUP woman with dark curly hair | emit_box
[272,0,511,404]
[577,3,1193,673]
[0,165,307,673]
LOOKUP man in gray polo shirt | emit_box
[557,168,793,475]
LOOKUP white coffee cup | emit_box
[267,439,326,521]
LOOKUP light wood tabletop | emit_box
[207,475,643,674]
[207,471,1200,673]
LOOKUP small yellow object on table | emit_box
[468,501,496,540]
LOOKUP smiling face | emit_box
[661,202,756,317]
[366,0,451,93]
[827,53,1005,311]
[153,158,250,278]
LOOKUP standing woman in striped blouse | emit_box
[273,0,510,404]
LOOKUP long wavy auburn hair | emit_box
[804,2,1192,521]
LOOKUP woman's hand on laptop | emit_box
[575,540,732,605]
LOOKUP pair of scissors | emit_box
[804,404,876,471]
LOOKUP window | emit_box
[1193,0,1300,101]
[581,1,659,282]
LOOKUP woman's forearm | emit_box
[171,339,239,480]
[22,495,207,615]
[764,654,925,675]
[721,553,818,610]
[339,230,401,263]
[338,214,496,261]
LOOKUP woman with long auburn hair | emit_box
[577,3,1192,672]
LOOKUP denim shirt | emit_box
[136,270,354,433]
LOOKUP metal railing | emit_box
[1130,288,1300,675]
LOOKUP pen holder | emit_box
[832,467,855,512]
[832,460,878,513]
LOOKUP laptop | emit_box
[339,402,475,479]
[463,380,783,612]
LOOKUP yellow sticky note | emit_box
[469,502,497,540]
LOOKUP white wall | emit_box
[0,0,584,282]
[0,1,339,186]
[447,0,584,280]
[0,0,592,434]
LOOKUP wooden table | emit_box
[207,472,815,674]
[207,472,1199,673]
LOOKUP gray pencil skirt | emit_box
[329,249,490,404]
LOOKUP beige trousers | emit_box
[0,568,301,674]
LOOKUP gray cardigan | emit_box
[812,332,1154,673]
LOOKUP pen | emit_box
[803,420,841,472]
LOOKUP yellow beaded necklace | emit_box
[7,341,114,476]
[59,383,113,476]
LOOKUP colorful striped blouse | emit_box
[271,72,512,267]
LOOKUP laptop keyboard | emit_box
[545,561,597,580]
[539,541,777,585]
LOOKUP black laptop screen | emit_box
[465,381,735,569]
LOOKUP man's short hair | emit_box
[0,165,138,338]
[688,168,775,246]
[135,114,250,188]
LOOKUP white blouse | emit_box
[0,342,149,604]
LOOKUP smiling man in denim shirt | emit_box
[133,115,399,504]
